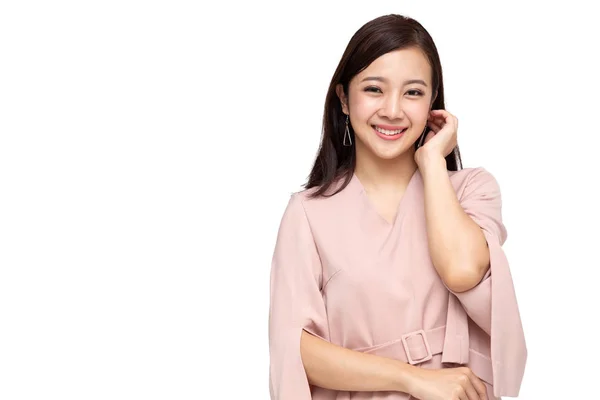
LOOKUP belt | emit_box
[355,325,493,384]
[355,325,445,365]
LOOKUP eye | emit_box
[364,86,382,93]
[407,89,424,96]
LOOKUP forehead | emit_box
[354,47,431,85]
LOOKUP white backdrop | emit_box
[1,1,599,399]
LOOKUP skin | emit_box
[299,47,491,399]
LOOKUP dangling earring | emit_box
[343,114,353,146]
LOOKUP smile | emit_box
[372,125,407,140]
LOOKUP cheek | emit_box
[349,94,378,116]
[404,103,430,122]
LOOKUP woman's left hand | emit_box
[414,109,458,166]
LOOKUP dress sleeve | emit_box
[268,193,329,399]
[446,167,527,397]
[449,167,507,333]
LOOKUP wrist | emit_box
[417,153,446,170]
[391,360,421,394]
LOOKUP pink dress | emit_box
[268,167,527,399]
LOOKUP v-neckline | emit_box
[351,168,420,229]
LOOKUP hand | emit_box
[414,109,458,167]
[408,366,488,400]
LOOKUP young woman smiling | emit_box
[268,14,527,400]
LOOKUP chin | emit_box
[373,147,409,160]
[375,139,417,158]
[357,134,417,160]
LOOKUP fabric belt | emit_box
[355,325,493,384]
[356,325,445,365]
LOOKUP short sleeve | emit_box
[445,167,527,397]
[268,193,329,399]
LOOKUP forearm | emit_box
[300,330,416,393]
[419,155,490,292]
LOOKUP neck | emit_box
[354,146,418,193]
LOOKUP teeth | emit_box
[374,126,405,135]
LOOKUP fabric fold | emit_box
[442,168,527,397]
[269,193,330,399]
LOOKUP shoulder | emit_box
[292,175,355,207]
[289,188,340,222]
[448,167,502,200]
[448,166,497,183]
[277,187,331,224]
[284,176,357,227]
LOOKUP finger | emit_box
[464,382,480,400]
[468,374,487,400]
[423,131,436,144]
[457,388,469,400]
[429,109,455,126]
[430,108,450,116]
[451,385,467,400]
[429,109,449,122]
[426,124,439,134]
[429,115,448,128]
[427,120,441,133]
[428,112,446,123]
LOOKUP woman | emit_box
[268,14,526,400]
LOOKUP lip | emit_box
[372,125,407,140]
[372,124,408,130]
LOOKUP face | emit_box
[336,47,436,160]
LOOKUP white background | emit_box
[1,1,599,399]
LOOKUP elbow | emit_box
[443,267,486,293]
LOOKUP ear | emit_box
[336,84,349,115]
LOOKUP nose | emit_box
[379,95,404,120]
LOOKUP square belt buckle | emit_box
[401,329,433,365]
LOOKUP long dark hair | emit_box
[304,14,462,199]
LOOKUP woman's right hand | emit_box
[407,366,488,400]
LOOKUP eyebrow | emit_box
[360,76,428,87]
